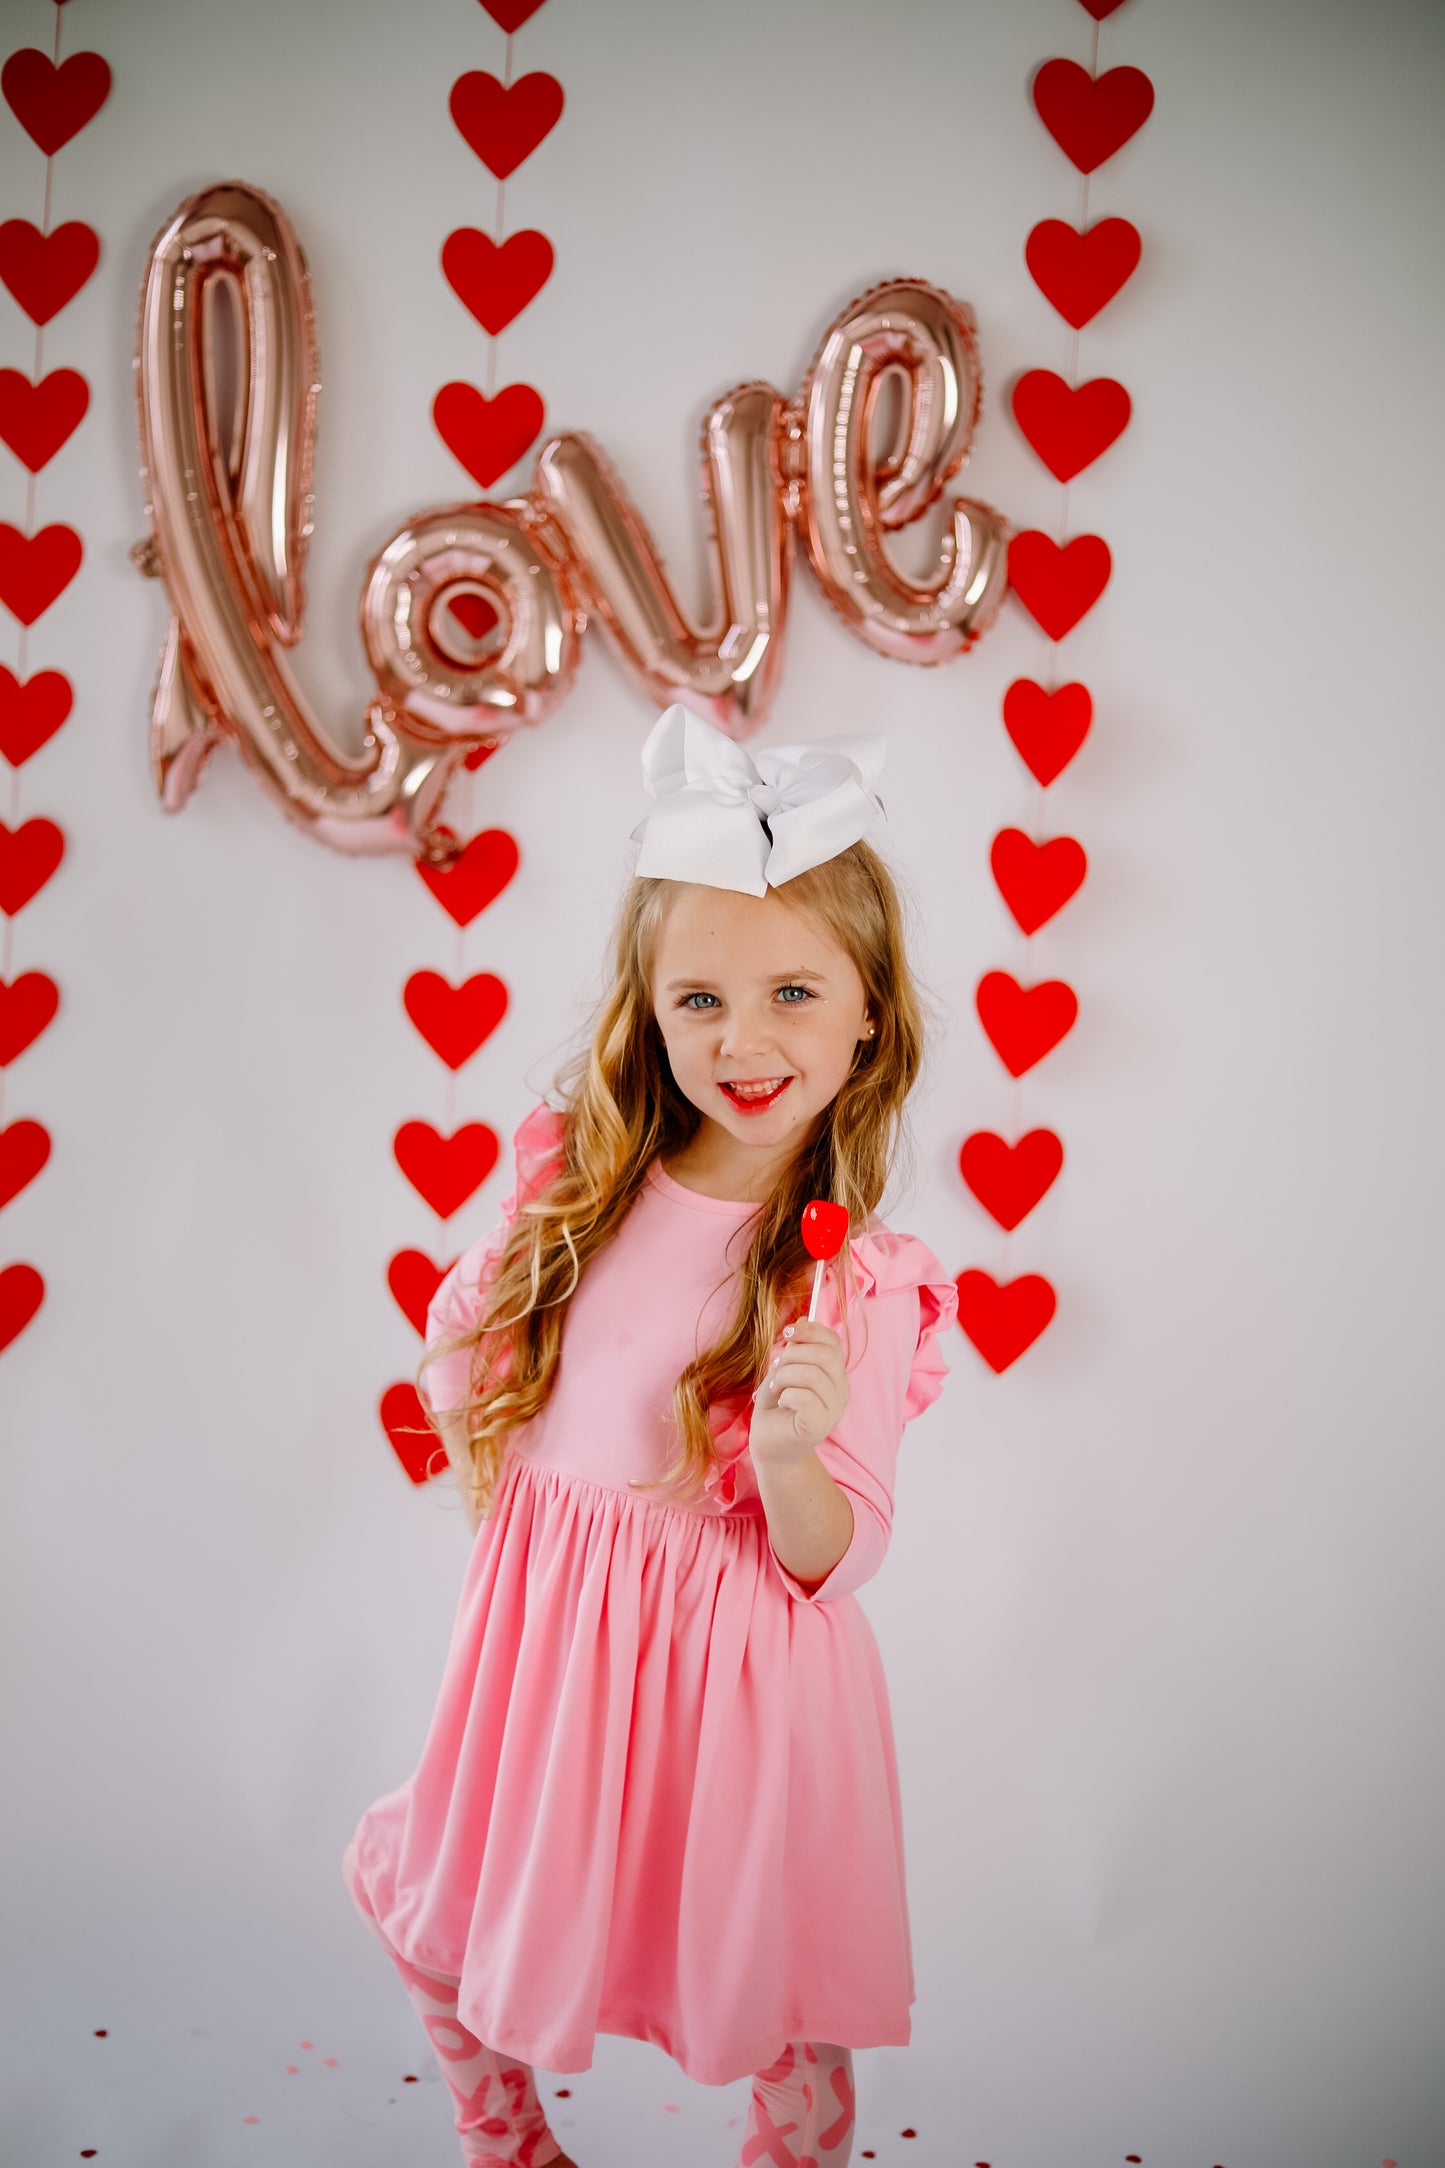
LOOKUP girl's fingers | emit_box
[772,1358,839,1398]
[784,1321,841,1352]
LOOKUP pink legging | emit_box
[341,1837,855,2166]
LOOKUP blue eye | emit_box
[676,985,814,1011]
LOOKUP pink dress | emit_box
[347,1102,959,2088]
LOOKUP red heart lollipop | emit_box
[801,1199,849,1260]
[801,1199,849,1321]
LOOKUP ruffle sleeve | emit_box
[419,1100,567,1418]
[701,1223,959,1606]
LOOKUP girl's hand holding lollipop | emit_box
[749,1201,852,1467]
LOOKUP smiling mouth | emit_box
[719,1076,793,1114]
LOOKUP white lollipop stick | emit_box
[807,1257,825,1322]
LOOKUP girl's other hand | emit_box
[748,1318,851,1466]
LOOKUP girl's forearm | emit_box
[752,1447,854,1591]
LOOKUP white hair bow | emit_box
[632,704,886,896]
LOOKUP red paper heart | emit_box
[1078,0,1129,17]
[1002,678,1092,786]
[379,1380,448,1485]
[1032,59,1155,174]
[0,219,99,324]
[1,48,111,154]
[0,523,82,625]
[955,1269,1056,1373]
[0,368,88,472]
[434,380,545,489]
[449,71,564,179]
[1026,217,1140,328]
[447,592,501,643]
[0,666,72,765]
[0,970,59,1063]
[801,1199,849,1261]
[403,969,509,1069]
[387,1247,459,1335]
[0,1261,44,1353]
[416,826,520,926]
[393,1119,500,1218]
[1011,369,1130,483]
[975,970,1078,1077]
[442,227,554,335]
[1007,531,1111,640]
[0,1117,50,1208]
[478,0,549,29]
[990,827,1088,935]
[959,1130,1063,1232]
[0,817,65,915]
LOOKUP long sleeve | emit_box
[418,1100,567,1420]
[762,1230,959,1606]
[421,1228,507,1419]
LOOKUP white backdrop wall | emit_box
[3,0,1443,2162]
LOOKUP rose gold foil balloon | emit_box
[361,496,582,741]
[132,181,565,861]
[135,182,1011,851]
[533,380,791,742]
[794,279,1009,664]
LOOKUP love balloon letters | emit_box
[133,181,1009,862]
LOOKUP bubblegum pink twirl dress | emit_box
[347,1103,959,2089]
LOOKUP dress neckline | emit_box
[644,1159,766,1217]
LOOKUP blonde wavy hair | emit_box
[414,838,928,1532]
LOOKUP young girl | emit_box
[341,704,959,2168]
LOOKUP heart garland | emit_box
[1002,679,1092,787]
[959,1131,1064,1232]
[433,380,546,491]
[403,970,510,1069]
[383,3,555,1481]
[1010,368,1130,485]
[441,228,554,335]
[954,1270,1058,1373]
[0,218,99,323]
[0,664,72,764]
[0,971,60,1064]
[477,1,548,30]
[0,818,66,915]
[1,49,111,155]
[0,1262,44,1355]
[0,523,82,623]
[1031,58,1154,175]
[414,826,520,927]
[379,1381,448,1485]
[434,45,561,498]
[449,71,563,180]
[388,1247,460,1336]
[0,1117,51,1209]
[976,972,1079,1078]
[990,828,1088,937]
[955,13,1153,1370]
[0,25,108,1364]
[1024,217,1140,330]
[394,1121,502,1220]
[1006,531,1111,641]
[0,367,88,470]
